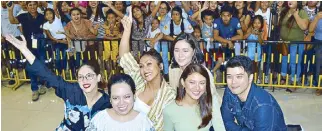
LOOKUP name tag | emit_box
[32,38,37,49]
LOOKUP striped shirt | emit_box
[120,53,176,131]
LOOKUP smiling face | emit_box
[110,82,135,115]
[77,65,101,93]
[89,1,98,8]
[133,7,143,19]
[253,18,262,30]
[45,10,54,22]
[159,3,168,16]
[115,1,124,11]
[235,1,245,10]
[181,72,207,100]
[209,1,218,11]
[151,19,159,30]
[226,67,253,97]
[71,9,81,23]
[139,55,162,82]
[174,40,194,69]
[27,2,38,14]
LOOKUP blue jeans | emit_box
[68,52,81,76]
[156,41,169,75]
[29,34,46,91]
[54,43,67,73]
[281,44,304,81]
[314,39,322,86]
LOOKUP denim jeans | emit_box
[54,43,67,73]
[314,39,322,85]
[29,34,46,91]
[281,44,305,81]
[156,41,169,75]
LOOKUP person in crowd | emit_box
[255,1,271,84]
[5,34,112,131]
[8,1,47,101]
[70,1,87,16]
[234,1,251,33]
[87,1,105,39]
[163,64,216,131]
[213,5,243,66]
[102,1,128,23]
[221,55,287,131]
[168,32,225,130]
[302,1,319,86]
[191,2,216,70]
[246,1,258,19]
[43,8,68,76]
[308,3,322,95]
[279,1,309,92]
[145,18,163,51]
[157,1,172,81]
[89,74,154,130]
[118,11,176,131]
[56,1,72,27]
[64,7,99,79]
[1,1,22,85]
[129,2,161,61]
[243,15,267,83]
[162,6,194,41]
[181,1,200,26]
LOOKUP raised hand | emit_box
[121,10,132,32]
[5,35,27,50]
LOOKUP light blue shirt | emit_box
[1,4,22,37]
[314,19,322,40]
[161,19,194,36]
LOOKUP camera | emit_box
[6,1,13,8]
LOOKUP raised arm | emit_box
[150,2,161,18]
[7,3,20,24]
[106,2,125,19]
[119,10,133,58]
[309,12,322,33]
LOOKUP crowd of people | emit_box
[1,1,322,131]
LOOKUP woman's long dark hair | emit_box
[131,5,146,31]
[170,32,204,68]
[176,64,212,129]
[113,1,127,14]
[44,8,56,23]
[170,6,185,37]
[279,1,303,28]
[77,60,106,90]
[57,1,71,24]
[233,1,248,19]
[86,1,105,21]
[251,15,265,32]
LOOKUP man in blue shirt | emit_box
[213,5,243,60]
[221,55,287,131]
[8,1,47,101]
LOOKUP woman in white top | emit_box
[43,8,68,74]
[89,74,154,131]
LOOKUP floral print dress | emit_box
[26,59,112,131]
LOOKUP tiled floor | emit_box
[1,83,322,131]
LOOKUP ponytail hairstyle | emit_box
[170,6,185,36]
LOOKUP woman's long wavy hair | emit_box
[279,1,303,29]
[176,64,212,129]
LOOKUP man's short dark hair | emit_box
[221,5,233,14]
[226,55,253,76]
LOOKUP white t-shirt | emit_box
[133,96,151,115]
[255,8,271,34]
[89,110,154,131]
[146,27,161,50]
[43,16,66,39]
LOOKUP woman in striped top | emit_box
[118,11,176,131]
